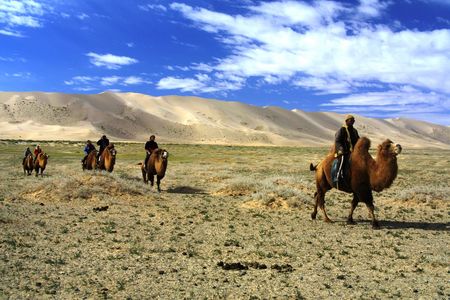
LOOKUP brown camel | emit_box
[142,148,169,192]
[34,152,49,177]
[82,150,98,171]
[310,137,402,228]
[98,144,116,172]
[23,153,34,175]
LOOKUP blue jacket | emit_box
[84,144,96,155]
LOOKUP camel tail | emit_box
[137,162,143,166]
[309,163,317,171]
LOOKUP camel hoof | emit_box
[347,219,356,225]
[324,218,333,223]
[372,222,380,229]
[311,212,317,220]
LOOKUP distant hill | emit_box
[1,91,449,148]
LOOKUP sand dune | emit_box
[0,91,449,148]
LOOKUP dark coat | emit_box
[335,125,359,155]
[97,138,110,152]
[145,140,158,153]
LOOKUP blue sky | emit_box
[1,0,450,125]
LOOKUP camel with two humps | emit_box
[141,148,169,192]
[98,144,116,172]
[34,152,49,177]
[82,150,98,171]
[310,137,402,228]
[23,154,34,175]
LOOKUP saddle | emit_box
[331,155,351,190]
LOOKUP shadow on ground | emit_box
[166,186,208,195]
[380,220,449,231]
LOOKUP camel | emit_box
[34,152,49,177]
[142,148,169,192]
[98,144,116,172]
[310,137,402,228]
[82,150,98,171]
[23,153,34,175]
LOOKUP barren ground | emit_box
[0,140,449,299]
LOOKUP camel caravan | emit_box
[22,134,170,192]
[20,117,403,228]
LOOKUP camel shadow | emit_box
[166,186,208,195]
[379,220,449,231]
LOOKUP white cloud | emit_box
[0,55,25,62]
[123,76,149,85]
[249,0,345,28]
[322,87,450,122]
[157,76,207,92]
[77,13,89,20]
[5,71,31,78]
[157,73,243,93]
[357,0,390,18]
[168,1,450,97]
[101,76,121,86]
[0,0,44,15]
[139,4,167,12]
[64,76,96,85]
[0,0,45,36]
[294,76,353,94]
[64,75,150,88]
[86,52,138,69]
[0,28,23,37]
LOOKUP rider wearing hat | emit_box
[335,114,360,181]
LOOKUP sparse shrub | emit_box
[397,186,450,202]
[215,176,257,196]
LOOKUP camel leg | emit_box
[312,190,332,223]
[156,176,161,192]
[365,203,379,229]
[311,192,319,220]
[149,174,154,187]
[347,194,359,225]
[142,169,147,184]
[319,193,332,223]
[363,191,379,229]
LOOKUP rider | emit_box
[335,114,359,181]
[33,144,42,163]
[82,140,96,165]
[96,135,110,161]
[23,147,32,165]
[144,135,159,166]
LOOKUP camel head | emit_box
[107,144,117,157]
[161,150,169,160]
[378,139,402,158]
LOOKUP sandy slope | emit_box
[0,91,449,148]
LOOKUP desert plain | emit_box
[0,140,449,299]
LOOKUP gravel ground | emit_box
[1,142,449,299]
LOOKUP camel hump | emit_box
[354,136,371,153]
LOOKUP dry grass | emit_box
[0,140,449,299]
